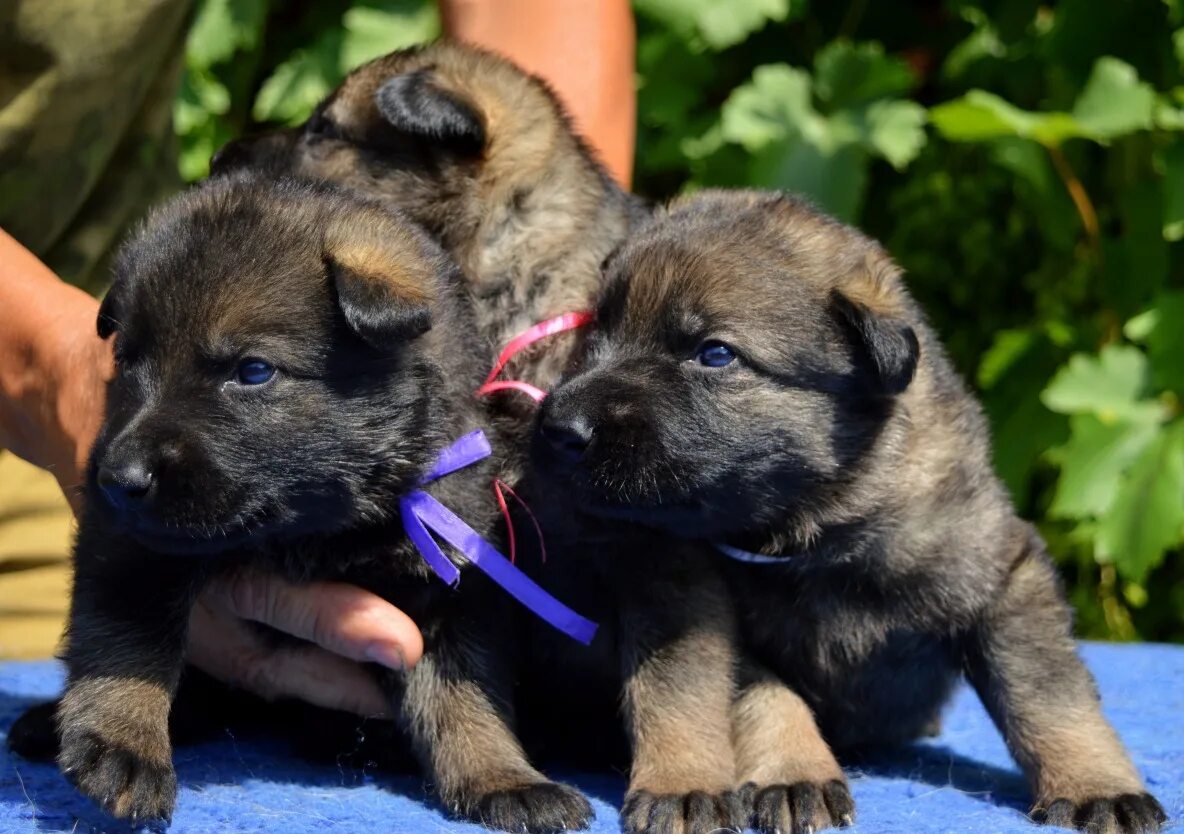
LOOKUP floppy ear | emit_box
[375,70,485,156]
[96,286,122,339]
[830,290,919,396]
[325,220,436,349]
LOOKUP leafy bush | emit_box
[176,0,1184,642]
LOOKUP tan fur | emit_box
[623,629,738,796]
[325,213,437,306]
[56,676,173,818]
[218,41,641,398]
[984,558,1145,807]
[732,676,844,787]
[400,654,546,809]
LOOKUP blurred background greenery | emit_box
[177,0,1184,643]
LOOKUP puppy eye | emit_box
[695,341,737,368]
[236,359,276,386]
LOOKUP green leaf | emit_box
[252,30,342,125]
[813,40,915,109]
[1049,414,1159,518]
[979,328,1069,508]
[1159,141,1184,242]
[340,0,439,72]
[1071,57,1156,139]
[635,0,793,50]
[1126,291,1184,395]
[1096,423,1184,582]
[929,90,1084,145]
[720,64,819,152]
[941,7,1006,82]
[696,0,791,49]
[748,140,868,221]
[978,328,1040,389]
[187,0,269,69]
[860,99,927,169]
[1041,344,1156,418]
[174,66,231,140]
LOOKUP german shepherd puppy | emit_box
[213,44,753,834]
[46,174,594,832]
[534,190,1167,834]
[212,41,646,402]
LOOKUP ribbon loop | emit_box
[400,429,598,645]
[421,429,492,484]
[478,310,596,395]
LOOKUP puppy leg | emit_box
[733,660,854,834]
[56,529,196,823]
[390,606,592,834]
[617,553,746,834]
[964,530,1166,834]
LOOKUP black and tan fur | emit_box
[215,44,754,834]
[42,175,595,832]
[212,41,646,403]
[534,190,1166,834]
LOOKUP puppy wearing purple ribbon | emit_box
[535,191,1166,834]
[36,175,598,832]
[213,43,762,834]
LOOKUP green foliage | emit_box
[175,0,1184,642]
[176,0,438,179]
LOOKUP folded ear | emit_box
[830,289,919,396]
[374,69,485,156]
[325,217,438,349]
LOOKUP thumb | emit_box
[205,570,425,670]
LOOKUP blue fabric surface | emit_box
[0,643,1179,834]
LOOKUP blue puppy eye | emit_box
[236,359,276,385]
[696,341,737,368]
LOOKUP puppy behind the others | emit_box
[213,41,646,403]
[37,174,594,833]
[217,43,759,834]
[535,190,1167,834]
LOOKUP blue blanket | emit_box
[1,643,1179,833]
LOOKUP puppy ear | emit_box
[830,290,919,396]
[97,286,122,339]
[325,219,437,349]
[375,70,485,155]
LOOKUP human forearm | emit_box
[0,229,110,509]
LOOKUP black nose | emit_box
[540,413,594,463]
[97,462,155,511]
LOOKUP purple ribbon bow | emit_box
[399,430,598,645]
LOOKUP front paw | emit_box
[622,788,746,834]
[463,781,593,834]
[745,780,855,834]
[1036,793,1166,834]
[58,724,177,823]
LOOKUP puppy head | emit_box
[91,175,456,553]
[534,191,920,541]
[210,43,572,235]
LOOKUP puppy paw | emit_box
[1035,792,1166,834]
[467,781,593,833]
[622,788,746,834]
[59,725,176,823]
[7,700,61,761]
[745,779,855,834]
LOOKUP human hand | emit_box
[188,569,424,717]
[0,229,111,513]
